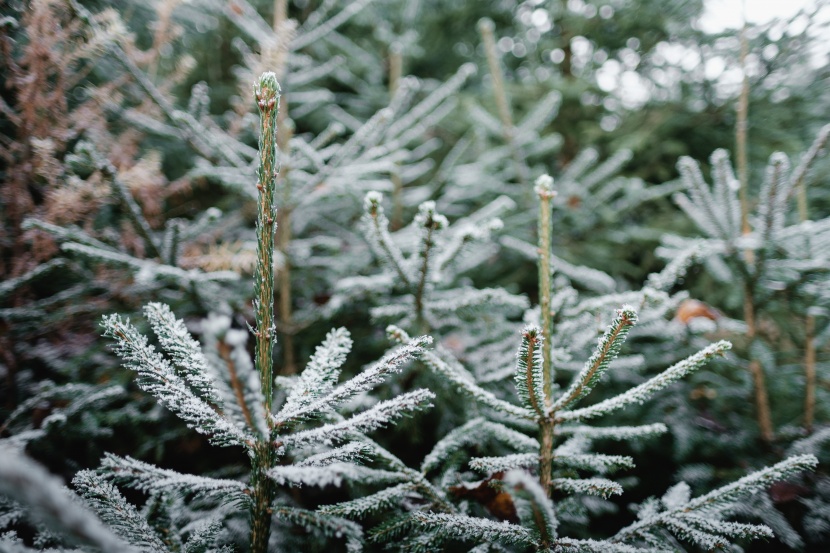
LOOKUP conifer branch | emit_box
[413,341,535,420]
[412,201,447,333]
[791,123,830,219]
[281,389,435,448]
[250,71,281,553]
[273,334,431,426]
[320,482,418,518]
[0,258,65,302]
[72,470,169,552]
[421,418,539,474]
[271,506,363,551]
[613,455,818,546]
[554,306,637,411]
[99,453,250,507]
[515,326,546,419]
[107,165,163,260]
[503,470,558,547]
[363,192,412,286]
[0,450,136,552]
[67,0,232,166]
[558,341,732,422]
[217,341,256,431]
[101,313,254,448]
[414,512,536,548]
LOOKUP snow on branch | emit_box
[421,418,538,474]
[361,192,412,286]
[99,454,249,507]
[278,327,353,419]
[101,314,254,448]
[469,453,537,473]
[413,512,536,548]
[503,470,558,543]
[0,449,136,552]
[554,306,637,412]
[514,325,546,417]
[613,455,818,548]
[273,335,431,426]
[281,389,435,448]
[144,303,220,404]
[267,463,403,488]
[551,477,623,499]
[297,443,370,467]
[556,453,634,474]
[557,423,667,441]
[320,483,419,519]
[272,506,363,552]
[757,152,792,244]
[558,341,731,422]
[415,341,535,420]
[676,156,731,240]
[72,469,168,552]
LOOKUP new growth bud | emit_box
[414,201,449,230]
[364,191,384,216]
[254,72,282,112]
[534,174,556,199]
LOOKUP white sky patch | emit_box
[700,0,823,32]
[701,0,830,67]
[592,0,830,114]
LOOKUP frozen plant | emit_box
[0,73,439,553]
[326,175,818,552]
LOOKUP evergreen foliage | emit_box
[1,1,829,551]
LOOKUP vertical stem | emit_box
[273,0,287,31]
[414,223,436,335]
[735,8,772,443]
[277,113,296,375]
[389,43,404,230]
[478,18,528,185]
[251,73,281,553]
[796,176,810,222]
[744,282,774,443]
[796,149,817,433]
[749,359,774,443]
[804,314,816,432]
[540,419,555,499]
[478,18,513,141]
[271,0,295,375]
[277,203,295,374]
[536,176,555,405]
[737,20,753,258]
[535,175,556,498]
[389,42,403,96]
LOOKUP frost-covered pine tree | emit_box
[657,124,830,443]
[0,73,439,553]
[321,174,818,552]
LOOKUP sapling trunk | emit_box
[414,207,440,335]
[389,43,404,230]
[736,19,773,443]
[796,168,818,433]
[804,313,816,432]
[737,22,751,242]
[272,1,296,375]
[251,72,281,553]
[535,175,556,498]
[277,112,296,375]
[478,18,528,186]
